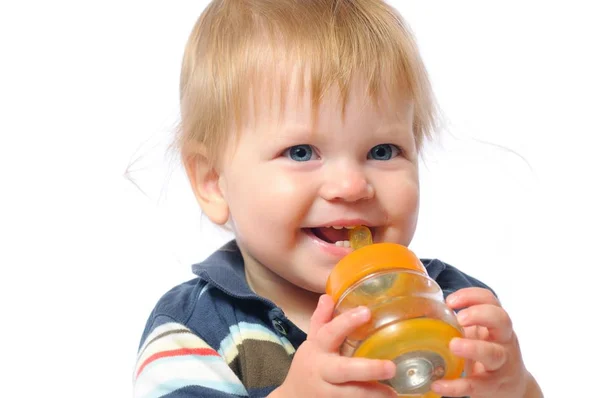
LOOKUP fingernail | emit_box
[447,294,458,305]
[353,306,370,319]
[318,295,326,306]
[449,338,465,354]
[457,311,468,323]
[383,361,396,378]
[430,381,446,394]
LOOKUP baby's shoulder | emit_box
[149,277,205,323]
[421,258,495,298]
[138,276,237,350]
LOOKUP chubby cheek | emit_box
[223,168,315,250]
[380,174,420,245]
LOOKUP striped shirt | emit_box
[133,240,491,397]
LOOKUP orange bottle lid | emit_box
[326,243,427,303]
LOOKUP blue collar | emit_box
[191,239,448,300]
[191,240,262,300]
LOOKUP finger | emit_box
[307,295,335,340]
[316,306,371,351]
[338,381,398,398]
[463,325,490,341]
[450,338,507,371]
[456,304,513,342]
[431,376,487,397]
[446,287,499,309]
[321,356,396,384]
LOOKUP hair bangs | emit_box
[177,0,438,166]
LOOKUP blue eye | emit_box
[284,145,315,162]
[368,144,399,160]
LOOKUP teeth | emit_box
[335,240,351,248]
[330,226,357,230]
[332,226,344,230]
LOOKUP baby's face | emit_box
[217,77,419,294]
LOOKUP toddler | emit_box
[134,1,542,397]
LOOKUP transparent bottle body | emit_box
[333,269,463,397]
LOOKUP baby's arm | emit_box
[134,318,248,398]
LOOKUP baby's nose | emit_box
[319,166,374,203]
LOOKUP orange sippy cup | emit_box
[325,226,464,397]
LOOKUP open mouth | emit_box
[306,226,374,248]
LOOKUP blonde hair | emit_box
[177,0,438,166]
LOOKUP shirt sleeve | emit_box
[134,319,249,398]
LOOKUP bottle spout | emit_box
[349,226,373,250]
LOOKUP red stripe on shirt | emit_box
[136,347,220,378]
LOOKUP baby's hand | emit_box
[432,287,541,398]
[271,295,397,398]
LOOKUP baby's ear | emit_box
[184,151,229,225]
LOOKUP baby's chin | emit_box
[303,283,327,295]
[287,275,328,296]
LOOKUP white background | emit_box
[1,1,598,397]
